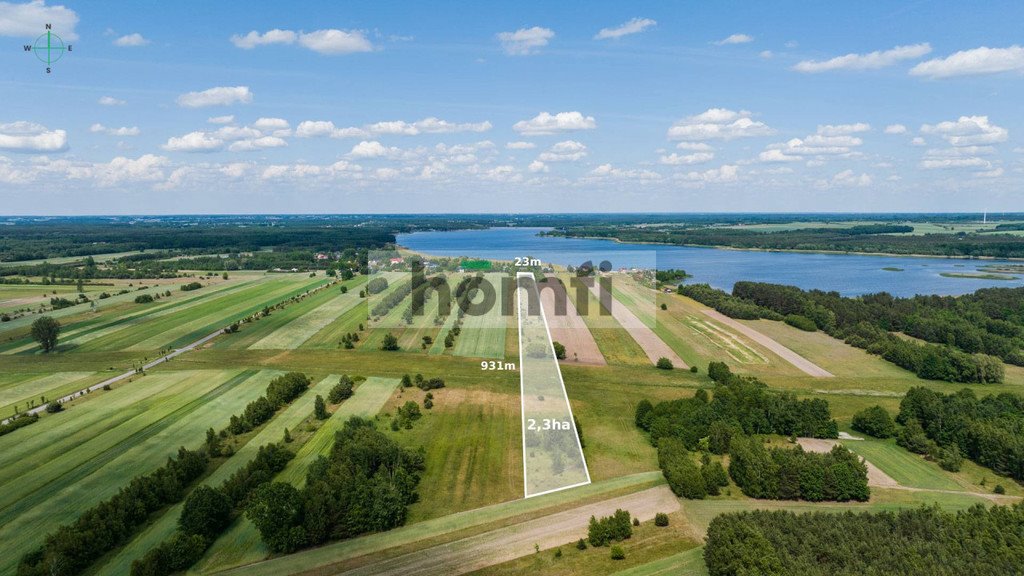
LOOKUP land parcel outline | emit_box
[516,273,590,497]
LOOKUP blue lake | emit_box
[396,227,1024,297]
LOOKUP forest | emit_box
[547,221,1024,258]
[704,504,1024,576]
[898,386,1024,482]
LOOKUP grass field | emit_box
[0,368,277,575]
[195,376,402,574]
[451,274,509,360]
[0,370,101,418]
[564,279,649,366]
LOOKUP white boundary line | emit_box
[517,272,592,499]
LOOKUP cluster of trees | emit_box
[246,417,424,553]
[130,444,294,576]
[587,509,632,547]
[392,401,422,430]
[0,412,38,437]
[328,375,354,403]
[228,372,311,435]
[704,504,1024,576]
[677,283,784,320]
[658,438,728,499]
[180,281,203,291]
[728,436,869,501]
[898,386,1024,481]
[655,269,690,284]
[18,448,208,576]
[370,280,411,318]
[636,365,838,451]
[401,373,445,391]
[339,331,360,348]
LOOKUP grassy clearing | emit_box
[384,386,524,523]
[211,472,665,576]
[195,377,401,574]
[611,546,708,576]
[0,368,275,576]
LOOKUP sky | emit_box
[1,0,1024,215]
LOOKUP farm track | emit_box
[701,309,833,377]
[539,280,605,365]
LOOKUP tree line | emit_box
[704,503,1024,576]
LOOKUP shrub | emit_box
[610,546,625,560]
[708,361,732,382]
[939,445,963,472]
[654,512,669,527]
[656,357,674,370]
[994,484,1006,494]
[552,341,567,360]
[576,538,587,550]
[135,294,154,304]
[328,376,354,403]
[45,401,63,414]
[380,333,399,351]
[851,405,897,438]
[784,314,818,332]
[180,281,203,292]
[690,365,698,373]
[588,509,633,547]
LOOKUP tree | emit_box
[329,376,354,403]
[552,341,566,360]
[381,333,400,351]
[656,357,674,370]
[314,395,329,420]
[654,513,669,527]
[708,361,732,382]
[179,486,232,539]
[247,482,306,553]
[851,405,897,438]
[45,401,63,413]
[31,316,61,352]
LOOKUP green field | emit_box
[0,368,277,575]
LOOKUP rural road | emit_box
[700,309,833,377]
[1,328,225,426]
[337,486,680,576]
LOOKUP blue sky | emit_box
[1,0,1023,214]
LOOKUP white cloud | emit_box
[295,120,340,138]
[910,45,1024,78]
[207,115,235,124]
[298,29,373,55]
[89,123,140,136]
[228,136,287,152]
[176,86,253,108]
[758,149,802,163]
[816,123,870,136]
[528,160,548,173]
[667,108,773,141]
[114,32,149,46]
[98,96,125,106]
[94,154,168,186]
[537,140,587,162]
[911,137,926,146]
[759,50,773,59]
[497,26,554,55]
[884,124,907,134]
[162,131,224,152]
[213,126,261,140]
[296,117,490,139]
[920,116,1008,146]
[230,29,297,49]
[506,141,536,150]
[252,117,289,131]
[715,34,753,46]
[660,151,714,165]
[675,142,713,151]
[594,18,656,40]
[0,121,67,152]
[412,117,492,134]
[347,140,398,159]
[976,167,1004,178]
[680,164,739,183]
[0,0,79,40]
[513,111,596,135]
[589,164,661,180]
[830,169,872,187]
[794,43,932,73]
[920,156,992,169]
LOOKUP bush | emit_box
[784,314,818,332]
[576,538,587,550]
[656,357,674,370]
[552,341,566,359]
[690,365,698,373]
[135,294,154,304]
[994,484,1006,494]
[180,281,203,292]
[588,509,633,547]
[328,376,354,403]
[708,361,732,382]
[654,512,669,527]
[939,445,963,472]
[380,333,399,351]
[44,401,63,414]
[610,546,625,560]
[851,405,897,438]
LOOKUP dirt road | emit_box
[700,310,833,377]
[539,280,606,365]
[587,284,687,368]
[336,486,679,576]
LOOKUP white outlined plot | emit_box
[517,272,591,497]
